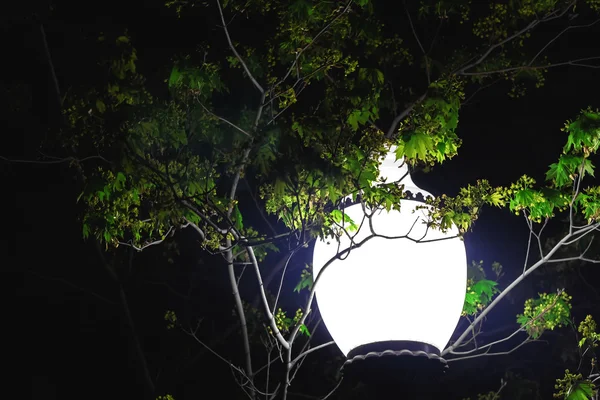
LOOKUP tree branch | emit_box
[275,0,353,89]
[118,226,175,252]
[385,93,427,138]
[447,336,533,363]
[94,243,156,398]
[290,341,336,368]
[0,154,110,165]
[459,56,600,76]
[25,269,116,306]
[273,250,298,314]
[404,0,430,85]
[227,244,256,397]
[528,18,600,67]
[246,245,290,350]
[455,1,577,75]
[197,100,252,137]
[37,17,63,110]
[443,222,600,356]
[215,0,264,94]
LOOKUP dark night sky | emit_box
[3,0,600,399]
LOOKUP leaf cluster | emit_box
[554,370,596,400]
[516,291,572,339]
[462,260,502,317]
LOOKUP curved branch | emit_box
[246,245,290,350]
[94,243,156,397]
[528,18,600,67]
[226,244,256,395]
[459,56,600,76]
[25,269,116,305]
[273,250,299,314]
[442,222,600,356]
[0,154,110,165]
[275,0,354,89]
[455,1,577,75]
[404,0,430,85]
[447,336,533,363]
[385,93,427,138]
[118,226,175,252]
[197,100,252,137]
[290,341,336,368]
[449,327,525,356]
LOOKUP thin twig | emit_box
[290,341,336,367]
[0,155,110,165]
[275,0,353,89]
[25,269,116,305]
[442,224,597,356]
[385,93,427,138]
[456,1,577,75]
[404,1,430,85]
[459,56,600,76]
[528,18,600,66]
[118,226,175,252]
[246,246,290,350]
[273,250,298,314]
[447,337,533,362]
[197,100,252,137]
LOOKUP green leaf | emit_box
[232,204,244,231]
[578,337,586,348]
[114,172,126,191]
[299,324,311,337]
[471,279,498,298]
[517,314,529,326]
[485,191,505,207]
[547,155,589,187]
[514,189,535,207]
[96,99,106,113]
[330,209,343,224]
[566,381,595,400]
[274,179,286,197]
[294,270,313,293]
[546,162,571,187]
[403,132,433,162]
[168,66,182,88]
[582,159,595,178]
[347,111,359,131]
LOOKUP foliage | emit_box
[294,268,313,293]
[164,310,177,330]
[62,1,600,255]
[516,291,572,339]
[269,308,310,337]
[396,77,464,165]
[40,0,600,398]
[462,260,502,317]
[461,391,500,400]
[578,315,600,349]
[426,179,506,233]
[554,370,596,400]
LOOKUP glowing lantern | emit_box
[312,147,467,363]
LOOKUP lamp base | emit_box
[342,341,447,398]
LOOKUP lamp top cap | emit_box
[378,145,433,199]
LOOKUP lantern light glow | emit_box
[312,148,467,357]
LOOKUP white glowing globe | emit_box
[311,148,467,357]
